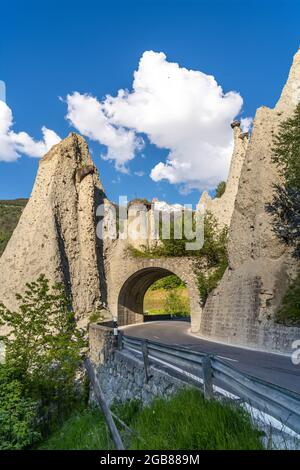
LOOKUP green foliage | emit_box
[129,213,228,305]
[149,275,185,291]
[38,406,114,450]
[39,390,263,450]
[130,212,228,264]
[195,215,228,305]
[130,389,263,450]
[0,231,10,257]
[89,310,104,324]
[0,275,87,446]
[0,365,40,449]
[0,199,28,256]
[276,273,300,325]
[267,102,300,259]
[164,289,190,317]
[215,181,226,198]
[197,260,228,306]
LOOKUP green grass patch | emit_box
[38,407,114,450]
[129,389,263,450]
[144,287,190,316]
[38,389,264,450]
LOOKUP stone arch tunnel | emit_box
[106,255,202,332]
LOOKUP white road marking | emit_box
[217,355,238,362]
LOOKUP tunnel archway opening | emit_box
[144,274,190,320]
[117,267,191,326]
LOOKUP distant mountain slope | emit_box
[0,199,28,256]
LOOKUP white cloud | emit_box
[65,92,143,172]
[66,51,246,191]
[240,116,253,133]
[134,170,145,177]
[0,100,61,162]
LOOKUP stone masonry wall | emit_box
[89,324,187,406]
[200,268,300,353]
[104,247,202,331]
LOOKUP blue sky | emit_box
[0,0,299,206]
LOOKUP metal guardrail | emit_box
[119,332,300,436]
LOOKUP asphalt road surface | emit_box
[121,321,300,394]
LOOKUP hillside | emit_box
[0,199,28,256]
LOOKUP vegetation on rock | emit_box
[276,273,300,325]
[0,199,28,256]
[267,102,300,259]
[215,181,226,198]
[267,103,300,324]
[129,213,228,306]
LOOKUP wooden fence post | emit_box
[84,358,125,450]
[142,340,151,383]
[118,330,124,351]
[202,355,214,400]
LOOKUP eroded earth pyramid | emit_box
[200,47,300,352]
[0,133,107,329]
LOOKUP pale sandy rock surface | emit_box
[198,120,249,228]
[0,133,107,330]
[199,48,300,352]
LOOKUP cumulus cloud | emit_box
[66,51,249,191]
[65,92,143,172]
[0,100,61,162]
[240,116,253,133]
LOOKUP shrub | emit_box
[0,364,40,449]
[0,275,87,441]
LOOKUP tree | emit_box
[0,276,87,420]
[267,102,300,258]
[164,289,190,317]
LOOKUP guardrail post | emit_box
[202,355,214,400]
[142,340,151,383]
[118,330,124,351]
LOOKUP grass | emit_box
[129,389,264,450]
[38,389,264,450]
[38,407,114,450]
[144,287,190,316]
[0,199,28,256]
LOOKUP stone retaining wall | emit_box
[89,324,188,406]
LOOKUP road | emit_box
[121,321,300,394]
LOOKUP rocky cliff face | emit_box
[199,48,300,352]
[198,120,249,228]
[0,133,107,328]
